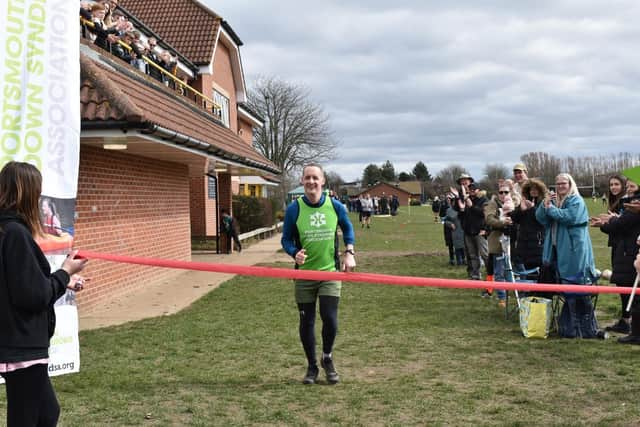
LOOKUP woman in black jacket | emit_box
[0,162,87,427]
[509,178,547,272]
[593,178,639,335]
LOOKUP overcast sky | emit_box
[204,0,640,182]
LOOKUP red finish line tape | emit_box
[77,250,634,295]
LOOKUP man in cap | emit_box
[512,163,528,198]
[456,180,489,280]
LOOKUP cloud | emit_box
[206,0,640,181]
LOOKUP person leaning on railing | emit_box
[159,51,178,89]
[110,31,137,64]
[86,3,117,51]
[146,37,164,82]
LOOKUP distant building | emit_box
[356,182,416,206]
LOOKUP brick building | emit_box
[77,1,279,312]
[356,182,419,206]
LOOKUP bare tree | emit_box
[436,164,469,190]
[247,77,338,205]
[479,163,510,193]
[520,152,561,185]
[325,171,345,193]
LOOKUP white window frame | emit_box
[213,90,230,128]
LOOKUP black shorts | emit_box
[362,211,371,219]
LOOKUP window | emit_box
[213,90,230,127]
[208,176,217,199]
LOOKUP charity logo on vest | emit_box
[309,212,326,228]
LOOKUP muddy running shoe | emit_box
[321,357,340,384]
[302,365,319,385]
[480,290,492,298]
[605,319,631,334]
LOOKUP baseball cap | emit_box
[513,163,528,172]
[456,173,474,184]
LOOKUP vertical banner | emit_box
[0,1,81,378]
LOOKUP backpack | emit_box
[221,216,233,233]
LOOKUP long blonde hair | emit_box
[555,173,580,207]
[0,161,43,236]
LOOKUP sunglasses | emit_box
[498,191,510,195]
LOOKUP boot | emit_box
[618,312,640,345]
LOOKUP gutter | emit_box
[81,120,280,175]
[141,123,280,175]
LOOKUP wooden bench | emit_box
[238,222,283,242]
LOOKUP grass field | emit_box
[3,200,640,426]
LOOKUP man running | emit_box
[281,163,356,384]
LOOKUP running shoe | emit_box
[321,357,339,384]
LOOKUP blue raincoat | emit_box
[535,195,597,283]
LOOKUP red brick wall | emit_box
[189,177,206,236]
[212,42,238,133]
[74,145,192,313]
[189,176,218,237]
[238,119,253,145]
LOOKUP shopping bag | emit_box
[519,296,552,338]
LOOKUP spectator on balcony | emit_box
[159,51,177,88]
[112,14,133,35]
[89,3,117,51]
[111,32,137,64]
[101,0,119,28]
[80,2,92,20]
[146,37,164,82]
[131,35,149,73]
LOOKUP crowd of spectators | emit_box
[80,1,179,87]
[435,163,640,341]
[346,193,400,218]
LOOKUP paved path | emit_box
[79,234,289,330]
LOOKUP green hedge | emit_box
[232,196,276,233]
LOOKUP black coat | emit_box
[457,195,488,236]
[0,214,70,362]
[601,211,640,285]
[510,202,545,269]
[90,21,117,52]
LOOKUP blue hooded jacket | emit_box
[535,195,596,283]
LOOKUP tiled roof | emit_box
[80,51,278,174]
[120,0,219,64]
[397,181,423,195]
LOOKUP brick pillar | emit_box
[189,176,206,237]
[218,172,232,253]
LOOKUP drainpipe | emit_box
[207,173,220,254]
